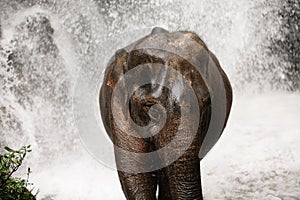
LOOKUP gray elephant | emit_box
[100,27,232,200]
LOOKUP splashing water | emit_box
[0,0,299,199]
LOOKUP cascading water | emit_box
[0,0,299,199]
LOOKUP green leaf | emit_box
[4,146,15,153]
[0,145,37,199]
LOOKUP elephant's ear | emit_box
[180,30,233,132]
[104,49,129,89]
[100,49,129,141]
[208,50,233,130]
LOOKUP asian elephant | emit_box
[99,27,232,200]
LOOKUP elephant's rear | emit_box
[99,28,232,200]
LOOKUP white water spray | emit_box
[0,0,299,199]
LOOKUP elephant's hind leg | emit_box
[162,155,203,200]
[114,134,158,200]
[155,132,203,200]
[118,170,157,200]
[157,168,172,200]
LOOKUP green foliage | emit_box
[0,145,37,200]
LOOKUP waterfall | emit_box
[0,0,299,199]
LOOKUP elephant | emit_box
[99,27,232,200]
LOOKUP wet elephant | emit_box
[100,27,232,200]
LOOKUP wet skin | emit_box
[100,27,232,200]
